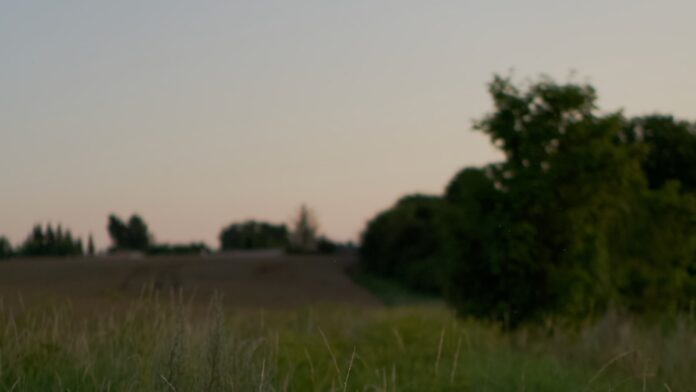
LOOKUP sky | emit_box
[1,0,695,250]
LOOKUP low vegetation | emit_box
[0,294,693,391]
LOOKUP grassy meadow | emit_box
[1,290,694,391]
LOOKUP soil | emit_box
[0,252,382,315]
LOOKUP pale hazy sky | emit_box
[1,1,695,249]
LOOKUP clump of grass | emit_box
[0,293,693,391]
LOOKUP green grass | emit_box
[349,272,440,306]
[0,293,694,391]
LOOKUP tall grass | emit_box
[0,293,693,391]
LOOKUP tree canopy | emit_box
[624,115,696,192]
[361,75,696,327]
[18,224,84,257]
[219,220,289,250]
[107,214,152,251]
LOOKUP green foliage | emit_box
[624,115,696,192]
[445,167,497,210]
[0,236,12,259]
[18,224,84,257]
[107,215,128,248]
[127,215,150,250]
[607,183,696,313]
[219,220,289,250]
[361,75,696,327]
[107,214,152,251]
[361,194,459,293]
[461,76,650,325]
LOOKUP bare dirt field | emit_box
[0,252,382,315]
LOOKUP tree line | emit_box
[0,224,94,259]
[219,204,343,254]
[0,205,342,259]
[360,75,696,327]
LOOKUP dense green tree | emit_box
[361,75,696,327]
[450,76,650,324]
[623,115,696,192]
[445,167,497,208]
[361,194,459,292]
[606,183,696,313]
[441,168,504,314]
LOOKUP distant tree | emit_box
[219,220,289,250]
[75,237,84,255]
[19,223,83,257]
[289,205,319,253]
[0,236,12,259]
[46,224,56,247]
[127,215,151,250]
[23,224,46,256]
[108,215,129,249]
[107,214,152,251]
[87,234,95,256]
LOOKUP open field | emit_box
[1,255,694,391]
[0,253,381,315]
